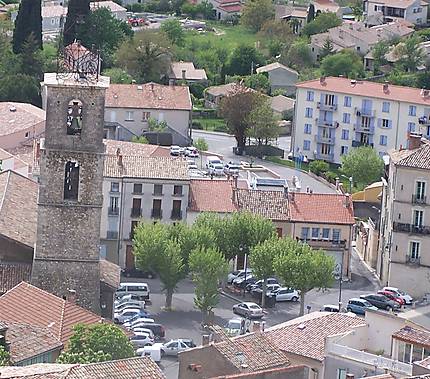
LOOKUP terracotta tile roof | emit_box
[235,189,290,221]
[390,140,430,170]
[0,357,165,379]
[104,155,189,180]
[0,102,45,137]
[103,139,170,158]
[256,62,298,76]
[210,365,307,379]
[312,0,340,11]
[0,263,31,294]
[90,1,127,12]
[3,321,63,364]
[170,62,207,81]
[0,170,38,247]
[289,193,355,225]
[265,312,366,361]
[296,76,429,106]
[369,0,416,8]
[392,326,430,348]
[105,83,192,111]
[215,333,289,372]
[205,82,242,97]
[270,95,295,113]
[218,4,242,12]
[188,179,238,213]
[99,259,121,289]
[0,282,103,344]
[0,147,13,160]
[5,144,35,167]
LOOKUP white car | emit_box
[224,163,240,176]
[137,345,161,362]
[132,327,155,338]
[114,308,146,324]
[233,274,254,286]
[186,147,199,158]
[170,145,181,156]
[224,318,251,337]
[156,339,196,357]
[114,301,143,313]
[206,156,222,168]
[130,332,154,348]
[274,287,299,302]
[232,302,264,318]
[124,317,155,329]
[208,163,224,176]
[383,287,413,305]
[251,284,281,296]
[228,269,252,284]
[114,294,145,308]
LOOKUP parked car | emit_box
[206,156,222,168]
[247,278,279,292]
[130,332,154,348]
[114,308,151,324]
[360,294,400,311]
[377,290,405,305]
[124,317,155,329]
[233,275,257,290]
[156,339,196,357]
[224,318,251,337]
[132,327,155,337]
[131,323,165,340]
[116,282,150,300]
[114,294,146,308]
[274,288,299,302]
[251,284,281,296]
[208,163,224,176]
[321,304,340,313]
[137,345,161,362]
[227,269,252,285]
[224,162,240,176]
[346,298,378,315]
[185,147,199,158]
[127,15,147,27]
[382,287,413,305]
[121,268,155,279]
[114,302,144,315]
[232,302,264,318]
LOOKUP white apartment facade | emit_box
[364,0,427,26]
[293,77,430,165]
[377,136,430,299]
[100,153,190,268]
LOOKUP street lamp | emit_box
[334,249,345,311]
[239,244,248,297]
[341,174,353,194]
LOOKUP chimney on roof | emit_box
[344,194,350,208]
[345,374,354,379]
[9,106,16,112]
[116,147,120,157]
[408,133,422,150]
[252,321,261,334]
[383,82,389,93]
[117,154,123,166]
[335,177,340,191]
[319,76,326,84]
[283,184,288,198]
[421,88,429,98]
[131,79,136,84]
[66,289,77,304]
[182,69,186,80]
[289,190,295,202]
[150,83,154,91]
[202,334,211,346]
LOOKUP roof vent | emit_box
[383,82,389,93]
[319,76,326,84]
[113,94,118,99]
[421,88,429,98]
[9,106,16,112]
[137,85,143,90]
[297,323,306,330]
[350,79,357,86]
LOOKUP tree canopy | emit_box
[193,137,209,151]
[246,99,280,146]
[281,40,312,69]
[161,19,185,47]
[392,35,425,72]
[241,0,275,32]
[371,41,389,74]
[57,323,134,364]
[12,0,42,54]
[341,146,385,190]
[227,45,265,76]
[321,49,364,78]
[0,345,9,366]
[302,12,341,36]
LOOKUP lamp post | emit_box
[239,244,248,297]
[335,249,345,311]
[341,174,353,194]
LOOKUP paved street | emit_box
[192,130,336,194]
[122,248,381,378]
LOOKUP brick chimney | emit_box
[202,334,211,346]
[408,133,422,150]
[182,69,186,80]
[66,289,77,303]
[345,374,354,379]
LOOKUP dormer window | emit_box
[67,99,83,135]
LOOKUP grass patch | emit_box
[265,156,309,170]
[193,117,227,132]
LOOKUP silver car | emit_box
[156,339,196,357]
[232,302,264,318]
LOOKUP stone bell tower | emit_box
[31,67,110,314]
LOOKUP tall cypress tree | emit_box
[63,0,91,47]
[12,0,42,54]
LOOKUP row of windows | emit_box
[300,227,341,241]
[124,111,152,122]
[110,182,182,195]
[305,91,419,117]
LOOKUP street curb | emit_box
[192,130,234,137]
[219,289,243,303]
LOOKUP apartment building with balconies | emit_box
[364,0,428,26]
[100,147,190,269]
[293,77,430,165]
[377,135,430,298]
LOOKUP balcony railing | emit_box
[317,102,337,111]
[315,134,336,144]
[171,210,183,220]
[316,118,338,128]
[393,222,430,235]
[352,140,374,148]
[151,208,163,219]
[106,231,119,239]
[131,208,142,217]
[354,123,375,134]
[314,152,334,162]
[406,255,421,265]
[108,207,119,216]
[356,108,376,117]
[419,116,430,126]
[298,238,347,249]
[412,194,427,204]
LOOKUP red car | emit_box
[127,16,146,27]
[377,290,405,305]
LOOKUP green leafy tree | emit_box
[161,19,185,46]
[131,135,149,144]
[307,3,315,23]
[351,0,363,20]
[244,73,270,93]
[273,238,335,316]
[246,100,280,146]
[227,45,265,76]
[309,160,329,175]
[371,41,389,74]
[189,246,228,322]
[258,19,295,56]
[250,238,280,308]
[392,36,425,72]
[0,345,10,366]
[64,0,90,46]
[102,67,133,84]
[341,146,384,190]
[148,118,168,131]
[57,323,134,363]
[0,73,41,106]
[12,0,41,54]
[320,38,334,59]
[417,71,430,89]
[116,30,172,83]
[219,84,265,151]
[193,137,209,151]
[302,12,341,36]
[241,0,275,32]
[321,50,364,78]
[18,33,44,79]
[77,6,132,68]
[181,3,199,17]
[282,40,312,69]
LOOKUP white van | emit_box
[116,282,150,300]
[137,345,161,363]
[206,156,222,168]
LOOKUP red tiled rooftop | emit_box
[289,193,355,225]
[0,282,103,344]
[104,139,170,158]
[188,179,238,213]
[392,326,430,348]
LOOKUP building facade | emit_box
[256,62,299,96]
[293,77,430,165]
[31,73,110,313]
[364,0,428,26]
[377,136,430,298]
